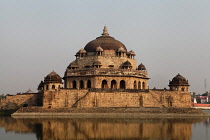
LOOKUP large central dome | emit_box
[84,26,127,52]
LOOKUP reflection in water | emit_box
[0,117,208,140]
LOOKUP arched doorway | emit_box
[138,81,141,89]
[134,81,137,89]
[120,80,126,89]
[72,80,77,89]
[87,80,91,88]
[101,80,108,89]
[52,85,55,89]
[181,88,185,91]
[142,82,145,90]
[111,80,117,89]
[80,80,84,89]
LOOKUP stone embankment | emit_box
[12,107,209,117]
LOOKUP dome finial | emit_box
[102,26,109,36]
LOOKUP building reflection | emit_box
[0,117,206,140]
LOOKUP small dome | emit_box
[92,60,102,66]
[123,61,132,66]
[76,48,86,55]
[127,50,135,55]
[84,26,127,52]
[44,71,62,84]
[25,88,34,93]
[117,47,126,53]
[38,80,44,87]
[169,74,189,86]
[138,63,146,70]
[37,81,44,90]
[96,46,104,52]
[67,61,79,69]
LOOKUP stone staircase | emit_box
[72,91,90,108]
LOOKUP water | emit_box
[0,116,210,140]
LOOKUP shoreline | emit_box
[12,112,210,118]
[11,107,210,117]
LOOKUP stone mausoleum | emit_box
[0,27,192,109]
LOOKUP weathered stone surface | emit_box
[0,93,43,109]
[42,89,191,108]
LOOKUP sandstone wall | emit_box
[43,89,191,108]
[43,89,89,108]
[0,93,43,108]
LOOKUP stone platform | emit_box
[12,107,209,117]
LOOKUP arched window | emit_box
[46,85,49,90]
[120,80,126,89]
[134,81,137,89]
[101,80,108,89]
[52,85,55,89]
[80,80,84,89]
[111,80,117,89]
[87,80,91,88]
[73,80,77,89]
[58,85,61,89]
[181,88,185,91]
[138,81,141,89]
[142,82,145,90]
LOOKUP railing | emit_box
[65,68,148,78]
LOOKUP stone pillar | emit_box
[84,80,87,89]
[76,81,79,89]
[107,80,111,89]
[117,80,120,89]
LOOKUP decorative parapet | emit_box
[65,68,148,78]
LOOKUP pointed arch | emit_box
[52,85,55,89]
[138,81,141,89]
[134,81,137,89]
[101,80,108,89]
[72,80,77,89]
[142,82,145,90]
[80,80,84,89]
[120,80,126,89]
[87,80,91,89]
[111,80,117,89]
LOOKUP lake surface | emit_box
[0,115,210,140]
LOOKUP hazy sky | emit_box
[0,0,210,94]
